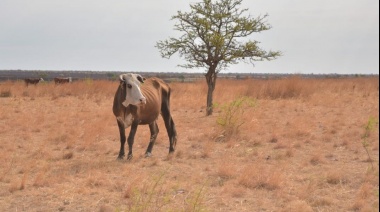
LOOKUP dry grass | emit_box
[238,164,284,190]
[0,76,378,211]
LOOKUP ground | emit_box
[0,77,378,211]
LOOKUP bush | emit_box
[361,116,379,169]
[215,96,256,137]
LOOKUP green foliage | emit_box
[156,0,281,71]
[127,172,170,212]
[84,78,93,85]
[363,116,378,137]
[106,72,117,80]
[156,0,280,116]
[185,181,208,212]
[124,172,208,212]
[215,96,256,136]
[361,116,379,170]
[179,75,185,82]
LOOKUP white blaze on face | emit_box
[120,74,146,107]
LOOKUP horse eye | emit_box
[127,84,132,89]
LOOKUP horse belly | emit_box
[138,104,160,125]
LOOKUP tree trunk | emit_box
[205,66,217,116]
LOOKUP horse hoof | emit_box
[145,152,152,158]
[127,154,133,160]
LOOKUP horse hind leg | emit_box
[145,121,159,157]
[161,102,177,153]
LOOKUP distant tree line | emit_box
[0,70,377,82]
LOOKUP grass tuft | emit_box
[238,165,283,190]
[0,90,11,97]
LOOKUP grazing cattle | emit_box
[24,78,44,87]
[113,73,177,160]
[54,77,72,84]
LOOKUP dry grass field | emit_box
[0,76,379,211]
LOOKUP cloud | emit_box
[0,0,378,74]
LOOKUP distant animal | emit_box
[113,73,177,160]
[54,77,72,84]
[24,78,44,87]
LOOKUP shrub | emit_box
[127,172,171,212]
[361,116,379,169]
[185,182,208,212]
[215,96,256,137]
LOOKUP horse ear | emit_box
[119,75,126,88]
[119,74,125,82]
[136,75,146,83]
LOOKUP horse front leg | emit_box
[116,119,126,160]
[127,121,139,160]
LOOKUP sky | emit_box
[0,0,379,74]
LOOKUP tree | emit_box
[156,0,281,115]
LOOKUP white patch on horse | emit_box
[124,114,133,128]
[117,114,134,128]
[122,100,129,108]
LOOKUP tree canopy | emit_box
[156,0,281,115]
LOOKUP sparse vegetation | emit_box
[0,76,378,211]
[361,116,379,169]
[215,96,256,138]
[126,172,171,212]
[185,181,208,212]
